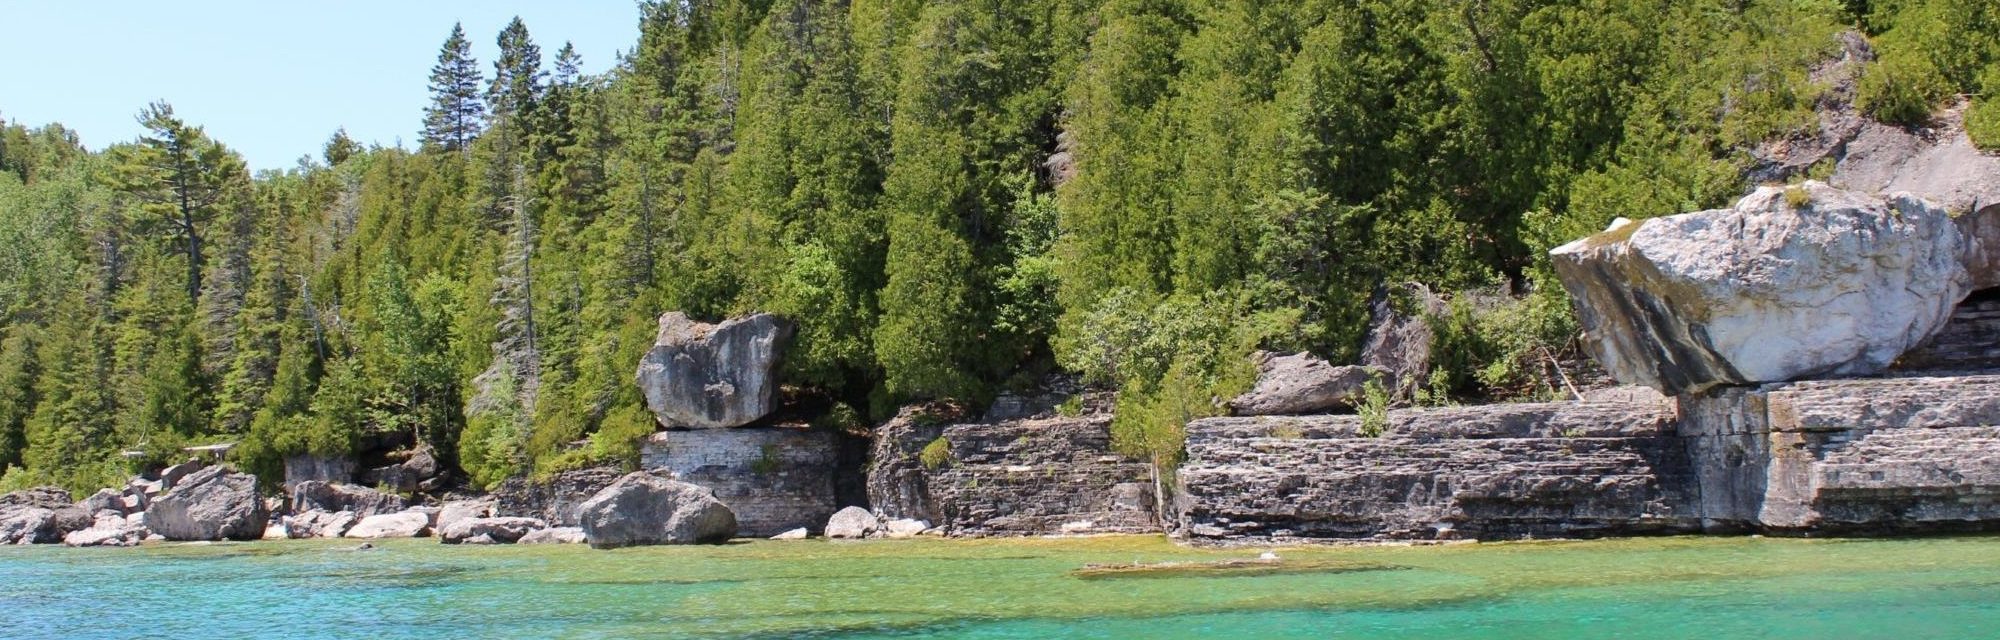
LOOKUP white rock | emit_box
[518,527,586,544]
[824,506,879,539]
[881,518,928,539]
[1552,182,1970,395]
[343,511,432,539]
[770,527,809,540]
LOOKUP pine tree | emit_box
[422,23,487,154]
[115,101,245,302]
[489,17,546,129]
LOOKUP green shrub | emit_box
[1969,67,2000,151]
[1784,185,1812,209]
[919,436,953,470]
[1356,377,1390,438]
[1858,51,1949,125]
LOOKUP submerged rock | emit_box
[1552,182,1969,395]
[440,517,547,544]
[635,312,793,429]
[144,466,267,541]
[577,472,737,548]
[1228,352,1380,416]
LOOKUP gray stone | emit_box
[344,510,431,539]
[0,487,72,509]
[158,460,205,492]
[359,446,440,494]
[1360,283,1447,400]
[77,488,123,516]
[1551,182,1969,395]
[518,527,586,544]
[436,498,497,534]
[63,514,145,548]
[824,506,879,539]
[1681,374,2000,533]
[284,510,358,539]
[635,312,793,429]
[291,481,405,518]
[439,517,547,544]
[492,466,623,527]
[770,527,809,540]
[0,507,52,544]
[1177,400,1698,541]
[283,454,356,490]
[880,518,928,539]
[144,466,267,541]
[1229,351,1380,416]
[866,413,1161,536]
[640,427,838,537]
[577,472,738,548]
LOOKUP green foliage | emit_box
[1357,377,1390,439]
[1970,66,2000,151]
[1859,49,1949,124]
[919,436,953,470]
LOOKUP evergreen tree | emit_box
[422,23,487,154]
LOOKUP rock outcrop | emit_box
[64,513,147,547]
[577,472,737,548]
[867,412,1159,536]
[492,466,623,527]
[283,454,356,489]
[1178,400,1697,541]
[1228,351,1380,416]
[439,517,547,544]
[1682,374,2000,533]
[359,446,440,494]
[344,510,432,538]
[291,481,405,518]
[1360,283,1446,400]
[144,466,267,541]
[1551,182,1969,395]
[639,427,839,537]
[635,312,793,429]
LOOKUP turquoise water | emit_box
[4,535,1999,638]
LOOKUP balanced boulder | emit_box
[578,472,737,548]
[1552,182,1971,395]
[440,517,546,544]
[635,312,793,429]
[144,466,267,541]
[1228,352,1381,416]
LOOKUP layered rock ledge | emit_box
[869,411,1159,536]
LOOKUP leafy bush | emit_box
[1356,377,1390,438]
[1858,49,1949,125]
[919,436,952,470]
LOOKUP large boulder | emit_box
[577,472,737,548]
[77,488,124,516]
[1228,352,1381,416]
[359,446,440,494]
[824,506,880,539]
[344,510,432,539]
[1551,182,1971,396]
[635,312,793,429]
[144,466,267,541]
[439,517,546,544]
[291,481,406,518]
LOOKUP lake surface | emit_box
[4,534,1999,639]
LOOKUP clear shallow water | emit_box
[4,535,1999,639]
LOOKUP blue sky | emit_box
[0,1,641,171]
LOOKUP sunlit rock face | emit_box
[635,312,793,429]
[1551,182,1968,396]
